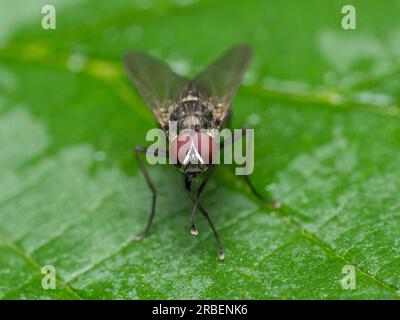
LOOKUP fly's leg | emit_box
[184,173,225,260]
[188,166,215,236]
[221,128,281,209]
[184,178,198,236]
[243,175,281,209]
[133,146,167,241]
[199,203,225,260]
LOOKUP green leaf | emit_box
[0,0,399,299]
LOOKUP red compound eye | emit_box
[170,133,217,165]
[169,134,191,165]
[194,133,217,164]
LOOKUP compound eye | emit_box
[169,133,217,165]
[169,134,191,165]
[194,133,217,164]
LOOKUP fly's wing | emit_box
[124,51,189,129]
[193,45,253,128]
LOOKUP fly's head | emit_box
[170,129,218,178]
[168,86,218,178]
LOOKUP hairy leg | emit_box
[184,172,224,260]
[221,129,281,208]
[133,146,168,240]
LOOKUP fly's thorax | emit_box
[169,91,213,133]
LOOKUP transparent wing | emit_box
[123,51,189,124]
[193,45,253,125]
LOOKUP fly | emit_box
[123,45,279,260]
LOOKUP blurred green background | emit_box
[0,0,399,299]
